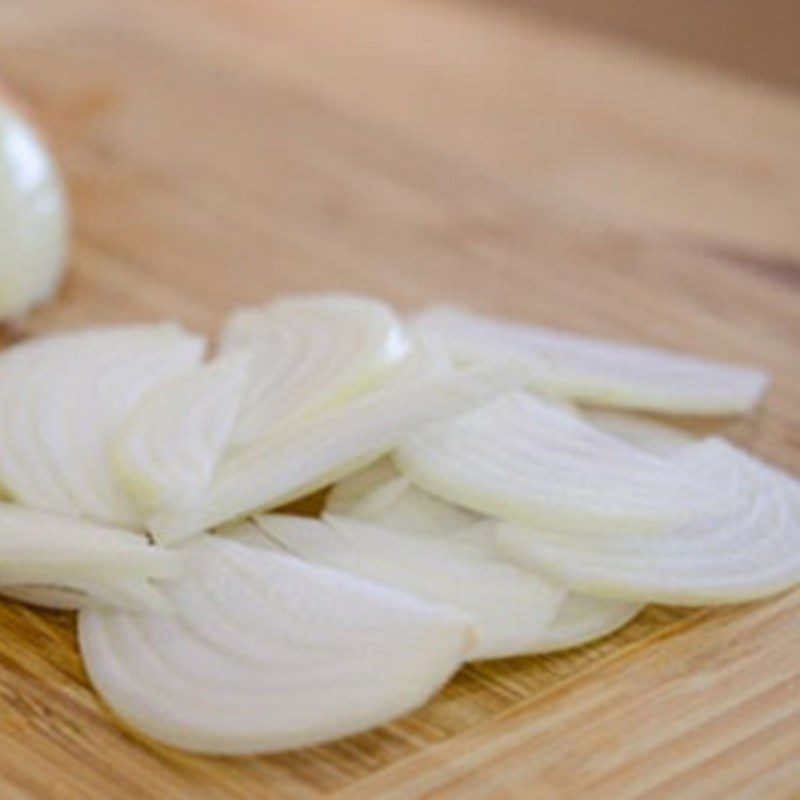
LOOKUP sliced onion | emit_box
[497,440,800,604]
[167,361,521,535]
[249,514,564,661]
[584,409,694,455]
[532,595,643,653]
[0,503,179,610]
[79,536,470,754]
[412,307,769,414]
[0,100,68,320]
[220,294,411,446]
[396,391,735,534]
[326,458,482,536]
[0,325,204,527]
[112,350,250,543]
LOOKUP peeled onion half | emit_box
[0,95,68,320]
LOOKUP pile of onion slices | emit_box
[0,294,793,756]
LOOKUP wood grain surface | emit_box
[0,1,798,797]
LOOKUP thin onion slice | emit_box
[0,325,205,527]
[532,595,643,653]
[0,503,179,610]
[249,514,565,661]
[497,440,800,604]
[412,306,769,414]
[0,100,68,319]
[79,536,470,755]
[220,294,411,446]
[167,361,522,535]
[112,350,250,543]
[326,458,482,536]
[396,391,735,534]
[326,466,642,652]
[584,409,694,455]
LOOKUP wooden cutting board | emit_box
[0,1,799,797]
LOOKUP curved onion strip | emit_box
[532,595,643,653]
[0,325,205,527]
[249,514,564,661]
[0,101,68,319]
[79,536,470,755]
[325,459,481,536]
[412,307,769,414]
[396,392,735,534]
[220,294,411,446]
[584,409,694,455]
[497,441,800,604]
[112,350,250,543]
[167,362,522,535]
[326,468,642,652]
[0,503,179,610]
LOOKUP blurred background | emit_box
[513,0,800,89]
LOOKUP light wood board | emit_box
[0,1,798,797]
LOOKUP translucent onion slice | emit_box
[497,440,800,604]
[584,409,694,455]
[0,99,68,319]
[220,294,411,446]
[0,325,205,527]
[79,536,470,755]
[532,595,643,653]
[0,503,179,610]
[326,458,482,536]
[251,514,565,661]
[112,350,250,543]
[412,306,769,414]
[167,362,522,535]
[396,391,735,534]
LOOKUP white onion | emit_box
[79,536,470,754]
[248,514,565,661]
[220,294,411,447]
[497,440,800,604]
[0,101,68,320]
[0,325,204,527]
[412,306,769,414]
[0,503,179,610]
[396,391,734,533]
[326,465,642,652]
[112,350,250,543]
[170,361,521,535]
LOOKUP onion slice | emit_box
[167,361,522,535]
[220,294,411,446]
[0,100,68,319]
[249,514,565,661]
[79,536,470,755]
[112,351,250,543]
[0,325,205,527]
[497,440,800,604]
[412,306,769,414]
[396,391,734,533]
[532,595,643,653]
[0,503,179,610]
